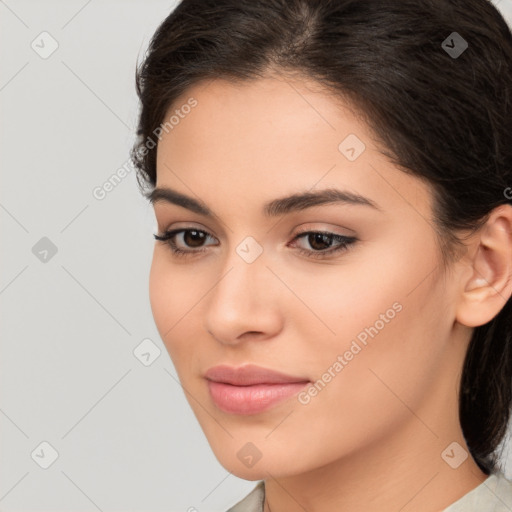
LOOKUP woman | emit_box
[130,0,512,510]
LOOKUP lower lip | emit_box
[207,380,310,415]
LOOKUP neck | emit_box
[263,430,487,512]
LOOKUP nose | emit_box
[203,245,283,346]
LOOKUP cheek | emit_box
[148,250,196,363]
[149,250,171,335]
[301,242,448,424]
[277,247,405,365]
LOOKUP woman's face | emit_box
[149,75,469,479]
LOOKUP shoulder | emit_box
[225,481,265,512]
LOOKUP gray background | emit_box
[1,1,512,511]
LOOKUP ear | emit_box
[455,204,512,328]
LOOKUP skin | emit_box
[148,73,512,512]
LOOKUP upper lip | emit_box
[205,364,310,386]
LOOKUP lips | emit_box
[204,364,310,386]
[204,364,311,415]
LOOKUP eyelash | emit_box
[153,228,357,260]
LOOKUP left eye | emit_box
[288,231,357,259]
[153,228,357,259]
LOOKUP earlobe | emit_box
[455,204,512,328]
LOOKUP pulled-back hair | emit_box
[130,0,512,474]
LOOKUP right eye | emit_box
[153,228,218,257]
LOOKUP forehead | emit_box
[157,75,367,164]
[154,75,434,222]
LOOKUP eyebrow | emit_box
[146,186,381,217]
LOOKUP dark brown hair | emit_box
[131,0,512,474]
